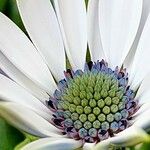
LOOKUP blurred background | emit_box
[0,0,24,30]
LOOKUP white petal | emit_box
[0,13,56,94]
[135,73,150,104]
[0,74,52,120]
[129,13,150,88]
[17,0,65,81]
[94,126,149,150]
[22,137,82,150]
[99,0,142,68]
[87,0,105,62]
[134,109,150,131]
[54,0,87,70]
[124,0,150,70]
[83,143,95,150]
[0,102,62,137]
[0,51,49,101]
[132,74,150,121]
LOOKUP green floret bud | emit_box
[104,97,112,106]
[87,86,94,93]
[89,99,97,108]
[108,89,116,98]
[114,112,122,121]
[79,114,87,123]
[89,128,97,137]
[111,104,118,113]
[101,89,108,98]
[76,106,84,114]
[79,128,88,138]
[93,120,101,129]
[84,121,92,129]
[87,92,93,100]
[93,107,101,116]
[84,106,92,114]
[118,102,125,110]
[112,97,120,105]
[62,94,73,103]
[98,113,106,122]
[73,97,81,105]
[102,106,110,114]
[79,84,86,91]
[98,99,105,108]
[72,89,79,97]
[116,91,124,99]
[94,84,101,92]
[62,101,69,110]
[88,114,96,122]
[94,91,101,100]
[74,77,80,85]
[71,113,79,121]
[64,111,71,119]
[107,114,114,122]
[80,91,86,99]
[74,120,82,129]
[69,104,76,112]
[102,82,109,90]
[81,99,88,107]
[111,84,118,91]
[64,118,73,127]
[101,121,109,130]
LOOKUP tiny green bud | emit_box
[101,89,108,98]
[79,114,87,123]
[107,114,114,122]
[71,113,79,121]
[88,114,96,122]
[104,97,112,106]
[73,97,81,105]
[98,114,106,122]
[72,89,79,97]
[102,106,110,114]
[80,91,86,99]
[93,120,101,129]
[74,120,82,129]
[84,121,92,129]
[101,121,109,130]
[93,107,101,116]
[116,91,124,99]
[81,99,88,107]
[76,106,84,114]
[87,92,93,100]
[64,110,71,119]
[108,89,116,98]
[112,97,120,105]
[111,104,118,113]
[94,92,101,100]
[98,99,105,108]
[84,106,92,114]
[118,102,125,110]
[89,99,97,108]
[69,104,76,112]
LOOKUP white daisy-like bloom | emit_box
[1,0,150,149]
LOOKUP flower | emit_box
[0,0,150,149]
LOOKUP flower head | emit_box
[0,0,150,150]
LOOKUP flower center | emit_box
[48,60,138,143]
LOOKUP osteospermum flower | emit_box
[1,0,150,149]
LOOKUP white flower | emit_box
[0,0,150,150]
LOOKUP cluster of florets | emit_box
[48,60,138,143]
